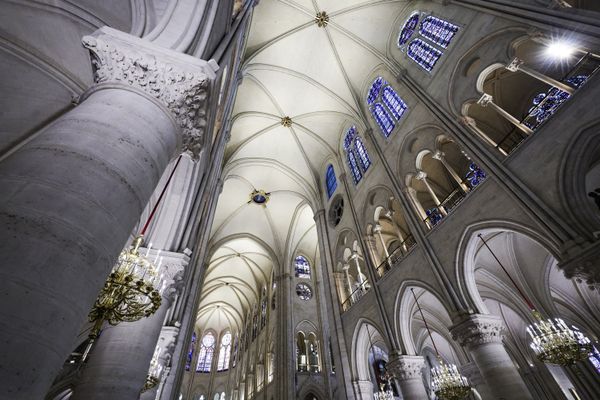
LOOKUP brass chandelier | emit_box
[142,350,163,392]
[478,233,593,366]
[85,155,183,349]
[411,288,471,400]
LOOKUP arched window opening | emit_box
[407,39,442,72]
[199,395,205,400]
[294,255,311,278]
[325,164,337,198]
[418,16,459,48]
[398,12,459,72]
[366,77,409,137]
[343,126,371,185]
[185,332,197,371]
[232,334,239,368]
[219,392,226,400]
[196,332,216,372]
[308,333,321,373]
[217,331,232,371]
[261,287,267,328]
[297,332,307,372]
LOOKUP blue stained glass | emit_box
[367,77,386,105]
[407,39,442,72]
[419,16,459,49]
[382,86,408,121]
[344,126,357,150]
[186,332,197,371]
[526,75,588,128]
[354,137,371,171]
[589,346,600,374]
[295,255,311,278]
[371,103,395,137]
[325,164,337,198]
[347,151,362,184]
[398,13,420,46]
[426,208,443,226]
[465,162,486,187]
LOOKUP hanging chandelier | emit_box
[410,289,471,400]
[88,235,163,337]
[84,155,183,349]
[142,351,163,392]
[478,234,593,366]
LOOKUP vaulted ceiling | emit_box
[196,0,410,332]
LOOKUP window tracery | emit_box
[217,331,232,371]
[366,77,408,136]
[196,332,216,372]
[397,12,459,72]
[343,126,371,185]
[296,283,313,300]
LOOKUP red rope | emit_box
[140,155,183,236]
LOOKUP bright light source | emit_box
[545,41,576,60]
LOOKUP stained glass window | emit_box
[398,13,420,46]
[326,164,337,198]
[589,346,600,374]
[232,334,238,368]
[344,126,371,185]
[399,12,459,72]
[407,39,442,72]
[185,332,197,371]
[382,86,408,121]
[419,16,459,48]
[367,76,385,105]
[295,255,311,278]
[196,332,216,372]
[355,137,371,171]
[296,283,313,300]
[465,162,486,188]
[371,104,395,137]
[347,151,362,184]
[261,288,267,328]
[217,332,232,371]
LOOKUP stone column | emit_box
[451,314,533,400]
[416,171,447,215]
[459,116,509,156]
[0,27,215,399]
[384,211,408,251]
[387,354,429,400]
[140,325,181,400]
[350,251,366,288]
[373,224,392,271]
[72,253,186,400]
[342,264,353,304]
[505,58,574,95]
[405,187,430,228]
[365,234,382,271]
[477,93,533,136]
[432,151,469,192]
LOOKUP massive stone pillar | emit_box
[0,27,215,399]
[451,314,533,400]
[71,252,186,400]
[387,354,429,400]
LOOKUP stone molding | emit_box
[82,27,218,158]
[450,314,505,348]
[143,248,189,301]
[387,354,425,381]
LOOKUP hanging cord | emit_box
[477,233,538,314]
[410,288,441,358]
[140,154,183,236]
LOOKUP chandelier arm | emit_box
[477,234,537,314]
[410,288,441,358]
[140,154,183,236]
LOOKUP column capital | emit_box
[432,150,445,161]
[477,93,493,107]
[82,27,218,158]
[143,249,189,301]
[387,354,425,381]
[450,314,505,348]
[506,57,524,72]
[415,170,427,180]
[458,116,477,127]
[313,209,326,221]
[373,224,382,233]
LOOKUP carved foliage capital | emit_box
[387,355,425,381]
[82,27,218,158]
[451,314,505,348]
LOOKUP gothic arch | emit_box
[350,319,389,382]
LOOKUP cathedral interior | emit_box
[1,0,600,399]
